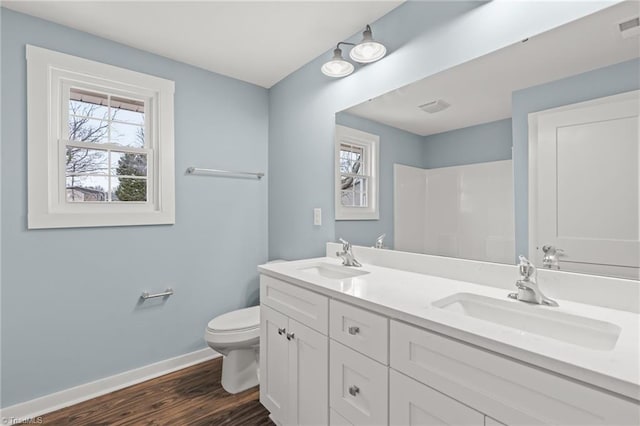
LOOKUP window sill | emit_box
[28,210,175,229]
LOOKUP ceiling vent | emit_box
[419,99,450,114]
[618,17,640,38]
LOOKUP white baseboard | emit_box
[1,348,220,421]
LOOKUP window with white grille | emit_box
[335,125,379,220]
[27,45,175,228]
[65,88,149,203]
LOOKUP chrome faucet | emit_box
[508,255,558,307]
[542,245,564,269]
[336,238,362,267]
[373,234,386,249]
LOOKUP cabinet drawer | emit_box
[390,369,484,425]
[330,340,388,426]
[330,299,388,364]
[330,408,354,426]
[390,320,639,426]
[260,275,328,334]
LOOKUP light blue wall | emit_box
[334,112,424,248]
[423,118,513,168]
[512,58,640,258]
[268,0,616,261]
[1,9,268,407]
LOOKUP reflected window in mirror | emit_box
[335,125,379,220]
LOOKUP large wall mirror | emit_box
[334,2,639,280]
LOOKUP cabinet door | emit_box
[260,305,290,424]
[390,369,484,426]
[288,318,329,426]
[330,340,388,426]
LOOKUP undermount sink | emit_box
[432,293,621,351]
[299,263,369,280]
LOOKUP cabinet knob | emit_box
[286,332,295,341]
[278,327,286,336]
[348,385,360,396]
[348,326,360,335]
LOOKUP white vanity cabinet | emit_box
[260,276,329,426]
[259,273,640,426]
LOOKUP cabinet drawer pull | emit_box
[348,385,360,396]
[286,332,295,341]
[278,327,286,335]
[348,326,360,335]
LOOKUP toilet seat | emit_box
[207,305,260,333]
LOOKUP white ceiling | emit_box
[2,0,403,88]
[344,1,640,136]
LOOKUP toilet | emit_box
[204,305,260,393]
[204,260,285,393]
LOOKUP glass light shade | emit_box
[350,41,386,63]
[350,27,386,63]
[321,48,354,78]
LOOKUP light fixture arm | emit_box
[336,42,355,49]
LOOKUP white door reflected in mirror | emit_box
[530,90,639,280]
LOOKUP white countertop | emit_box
[258,257,640,401]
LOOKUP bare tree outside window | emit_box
[66,101,111,201]
[65,88,147,202]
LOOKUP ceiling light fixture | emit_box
[350,25,387,63]
[321,25,386,78]
[321,44,354,78]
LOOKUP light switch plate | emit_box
[314,208,322,226]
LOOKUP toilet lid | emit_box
[207,306,260,332]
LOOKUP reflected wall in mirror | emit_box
[334,1,639,279]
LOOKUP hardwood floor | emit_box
[41,357,274,426]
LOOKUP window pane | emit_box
[111,95,144,125]
[66,147,109,175]
[112,176,147,202]
[111,122,144,148]
[353,192,368,207]
[340,145,364,175]
[66,176,109,202]
[341,190,354,207]
[340,160,354,174]
[68,116,109,142]
[341,175,354,190]
[69,88,109,120]
[353,177,367,194]
[111,152,147,176]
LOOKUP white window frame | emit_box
[335,125,379,220]
[27,45,175,229]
